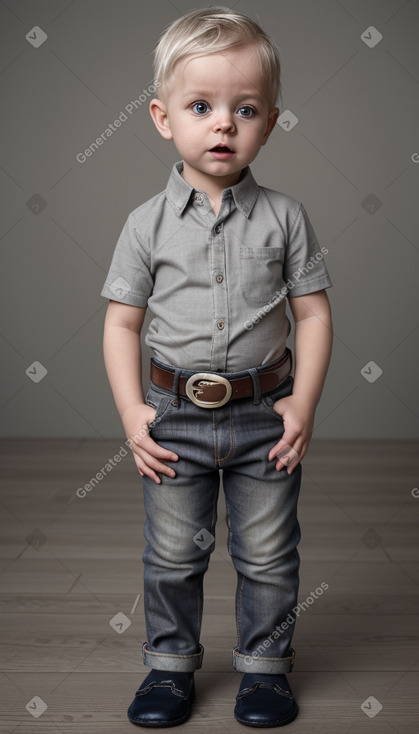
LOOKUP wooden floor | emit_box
[1,438,418,733]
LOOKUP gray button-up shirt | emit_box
[101,161,332,372]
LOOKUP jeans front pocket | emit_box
[145,385,178,430]
[260,375,294,422]
[260,393,285,422]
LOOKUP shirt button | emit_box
[214,225,221,234]
[194,193,204,205]
[216,274,223,283]
[217,320,225,330]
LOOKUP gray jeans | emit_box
[141,361,301,675]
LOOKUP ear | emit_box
[149,98,173,140]
[261,107,280,145]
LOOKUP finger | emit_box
[268,432,300,470]
[275,445,300,472]
[132,434,178,462]
[286,441,310,473]
[135,456,168,484]
[277,438,310,473]
[134,454,159,483]
[135,445,178,479]
[139,463,162,484]
[268,432,300,462]
[131,434,179,483]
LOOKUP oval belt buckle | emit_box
[185,372,233,408]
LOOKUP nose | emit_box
[212,109,236,134]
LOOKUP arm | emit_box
[103,300,178,483]
[268,289,333,473]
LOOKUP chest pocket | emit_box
[240,246,284,306]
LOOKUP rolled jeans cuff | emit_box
[142,642,204,672]
[233,646,295,674]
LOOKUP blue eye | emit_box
[238,106,255,118]
[192,101,209,115]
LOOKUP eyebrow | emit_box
[182,90,211,97]
[182,89,264,101]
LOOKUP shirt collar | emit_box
[165,160,260,218]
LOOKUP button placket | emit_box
[210,220,228,371]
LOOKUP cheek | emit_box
[257,123,272,145]
[173,120,200,142]
[245,127,266,149]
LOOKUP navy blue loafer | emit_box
[127,670,195,727]
[234,673,298,728]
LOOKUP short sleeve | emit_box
[283,204,332,297]
[100,212,154,307]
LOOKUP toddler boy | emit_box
[101,6,333,728]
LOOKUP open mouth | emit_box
[210,144,234,153]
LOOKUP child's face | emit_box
[150,44,279,184]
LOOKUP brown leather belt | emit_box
[150,349,292,409]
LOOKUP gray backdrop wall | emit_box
[1,0,418,439]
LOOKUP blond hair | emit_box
[152,6,281,108]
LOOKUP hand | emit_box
[267,395,316,474]
[122,403,178,484]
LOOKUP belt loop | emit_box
[172,367,181,395]
[248,367,262,405]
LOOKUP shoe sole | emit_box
[234,701,299,728]
[127,712,191,728]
